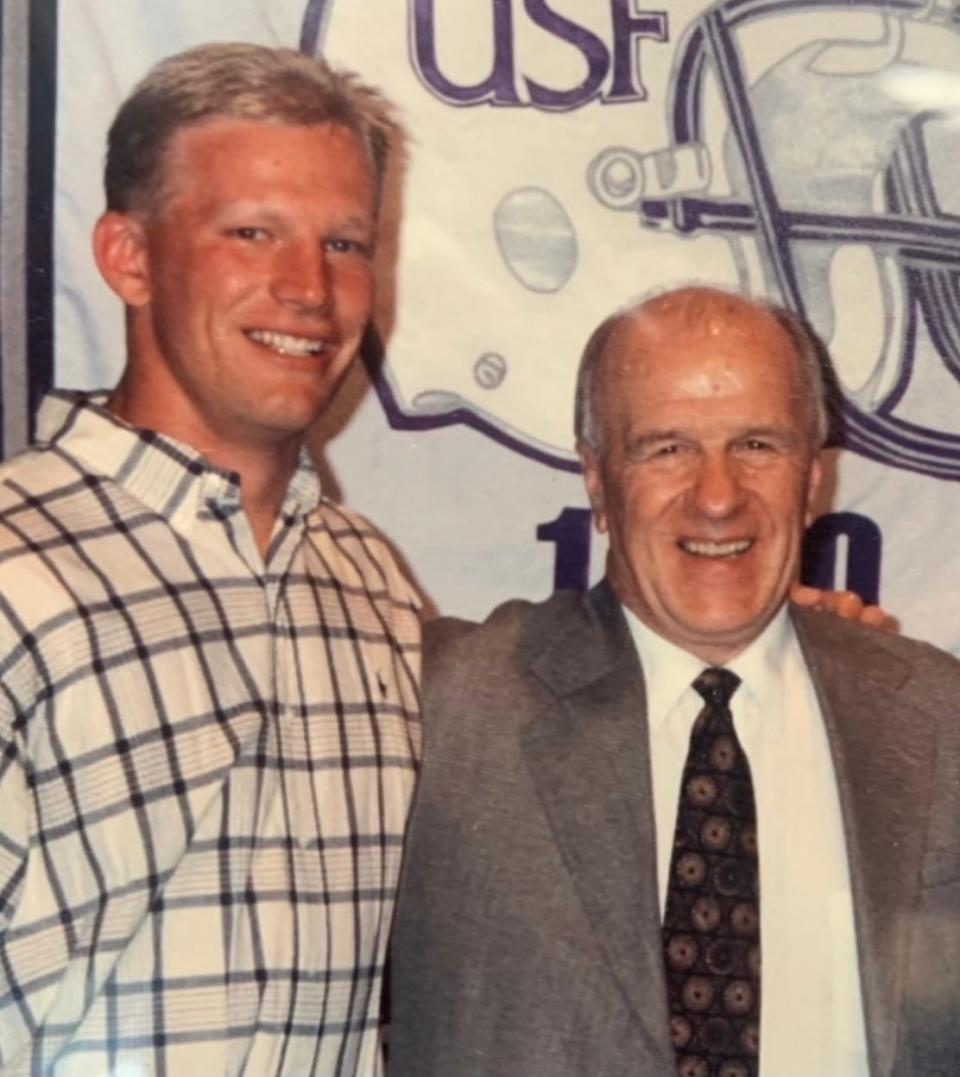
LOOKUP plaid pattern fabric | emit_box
[0,392,422,1077]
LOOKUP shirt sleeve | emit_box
[0,688,32,1068]
[0,692,28,934]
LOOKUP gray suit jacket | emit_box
[388,582,960,1077]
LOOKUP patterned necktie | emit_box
[662,668,760,1077]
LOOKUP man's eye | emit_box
[649,443,682,459]
[326,237,370,256]
[631,443,680,464]
[229,226,268,241]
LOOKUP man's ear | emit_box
[92,211,152,308]
[578,442,609,535]
[804,452,824,527]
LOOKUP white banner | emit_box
[54,1,960,648]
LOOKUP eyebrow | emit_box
[626,429,691,446]
[214,205,373,234]
[335,214,375,233]
[625,424,801,448]
[736,424,802,443]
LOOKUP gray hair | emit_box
[573,287,832,453]
[105,42,399,213]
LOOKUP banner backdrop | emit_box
[31,2,960,647]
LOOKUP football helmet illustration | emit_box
[309,0,960,476]
[590,0,960,477]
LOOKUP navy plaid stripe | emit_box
[0,393,421,1077]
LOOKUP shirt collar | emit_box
[624,609,707,733]
[624,601,794,731]
[37,390,321,525]
[726,606,793,719]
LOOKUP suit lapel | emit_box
[793,608,936,1077]
[520,582,675,1067]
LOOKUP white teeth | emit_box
[247,329,328,357]
[681,539,752,558]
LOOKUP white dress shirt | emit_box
[626,606,870,1077]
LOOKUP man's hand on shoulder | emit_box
[790,583,898,633]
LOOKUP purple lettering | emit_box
[607,0,668,102]
[409,0,521,106]
[522,0,610,111]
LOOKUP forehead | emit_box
[159,117,374,203]
[599,304,804,427]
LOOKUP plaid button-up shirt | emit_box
[0,392,422,1077]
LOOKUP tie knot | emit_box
[693,667,741,708]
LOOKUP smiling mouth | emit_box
[245,329,334,358]
[679,538,754,559]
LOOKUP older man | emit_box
[0,45,419,1076]
[387,287,960,1077]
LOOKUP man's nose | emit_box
[270,240,332,312]
[690,452,744,518]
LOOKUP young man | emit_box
[0,44,419,1077]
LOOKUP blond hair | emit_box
[105,42,399,213]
